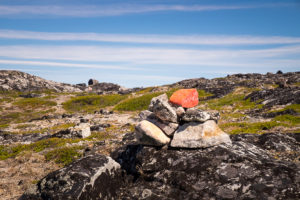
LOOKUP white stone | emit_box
[136,120,170,146]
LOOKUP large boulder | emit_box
[170,120,231,148]
[169,88,199,108]
[139,110,178,136]
[135,120,170,146]
[148,94,177,123]
[20,154,122,200]
[113,133,300,199]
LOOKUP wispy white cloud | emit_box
[1,29,300,45]
[0,59,139,70]
[0,45,299,68]
[0,4,291,17]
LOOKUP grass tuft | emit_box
[114,92,163,111]
[45,146,84,166]
[63,94,128,113]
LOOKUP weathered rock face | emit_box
[20,133,300,199]
[53,123,91,139]
[135,120,170,146]
[148,94,178,123]
[90,82,122,94]
[0,132,50,145]
[0,70,83,92]
[113,133,300,199]
[182,108,219,122]
[20,154,122,200]
[171,120,231,148]
[246,86,300,108]
[88,79,99,86]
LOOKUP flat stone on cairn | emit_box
[135,90,231,148]
[170,120,231,148]
[135,120,170,146]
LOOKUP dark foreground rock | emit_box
[20,133,300,199]
[113,133,300,199]
[20,154,122,200]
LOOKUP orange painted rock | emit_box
[169,89,198,108]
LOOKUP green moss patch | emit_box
[220,121,285,134]
[274,114,300,126]
[114,92,163,111]
[0,137,80,160]
[45,146,84,166]
[14,98,57,110]
[63,94,128,113]
[202,88,262,111]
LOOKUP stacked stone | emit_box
[135,89,232,148]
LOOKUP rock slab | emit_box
[135,120,170,146]
[169,88,199,108]
[113,133,300,199]
[20,154,122,200]
[139,110,178,136]
[171,120,231,148]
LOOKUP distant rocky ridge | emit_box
[0,70,141,94]
[171,71,300,97]
[0,70,83,93]
[1,70,299,96]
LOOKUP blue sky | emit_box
[0,0,299,87]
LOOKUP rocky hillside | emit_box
[171,71,300,97]
[0,70,84,93]
[0,71,299,199]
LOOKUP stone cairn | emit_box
[135,89,232,148]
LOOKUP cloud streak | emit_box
[0,59,139,70]
[1,30,300,45]
[0,45,299,68]
[0,4,291,17]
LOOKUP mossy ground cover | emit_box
[114,92,164,111]
[63,94,128,113]
[0,138,79,160]
[14,97,57,110]
[202,89,262,111]
[220,121,283,134]
[0,109,56,126]
[45,146,84,166]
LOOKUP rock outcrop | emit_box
[21,133,300,199]
[171,72,300,98]
[20,154,122,200]
[0,70,84,92]
[112,133,300,199]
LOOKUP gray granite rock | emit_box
[139,110,178,136]
[148,94,177,123]
[135,120,170,146]
[170,120,231,148]
[182,108,219,122]
[20,154,122,200]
